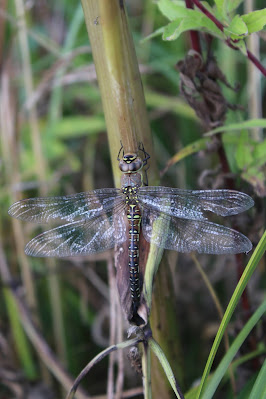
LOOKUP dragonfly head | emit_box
[119,153,143,173]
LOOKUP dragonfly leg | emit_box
[138,142,150,186]
[117,140,125,161]
[138,142,150,167]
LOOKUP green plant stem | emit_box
[142,342,152,399]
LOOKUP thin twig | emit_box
[66,339,140,399]
[191,0,266,76]
[244,0,263,140]
[185,0,202,54]
[108,257,117,399]
[192,0,224,30]
[142,342,152,399]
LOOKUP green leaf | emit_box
[242,9,266,34]
[235,135,266,189]
[213,0,225,15]
[224,15,248,39]
[185,385,200,399]
[214,0,244,16]
[201,1,219,14]
[162,20,182,41]
[237,374,260,399]
[162,14,223,41]
[143,234,165,311]
[3,289,37,379]
[185,347,266,399]
[157,0,224,40]
[149,338,183,399]
[142,26,165,42]
[196,230,266,399]
[226,0,244,14]
[204,118,266,136]
[161,138,211,176]
[203,300,266,398]
[249,360,266,399]
[157,0,188,21]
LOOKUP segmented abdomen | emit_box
[127,203,141,313]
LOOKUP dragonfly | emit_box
[8,144,254,316]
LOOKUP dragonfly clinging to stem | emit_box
[8,143,254,319]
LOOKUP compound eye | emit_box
[128,163,136,172]
[130,158,142,172]
[119,161,129,172]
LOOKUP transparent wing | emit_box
[8,188,122,223]
[138,187,254,220]
[25,207,127,257]
[142,208,252,254]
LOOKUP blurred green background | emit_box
[0,1,265,398]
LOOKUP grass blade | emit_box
[203,299,266,398]
[197,230,266,398]
[249,359,266,399]
[149,337,184,399]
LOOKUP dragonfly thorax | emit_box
[123,186,140,205]
[121,171,142,190]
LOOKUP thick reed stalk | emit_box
[81,1,182,397]
[81,0,156,186]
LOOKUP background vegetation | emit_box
[0,1,265,398]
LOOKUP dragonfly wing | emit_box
[138,187,254,219]
[8,188,122,223]
[25,208,127,257]
[142,208,252,254]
